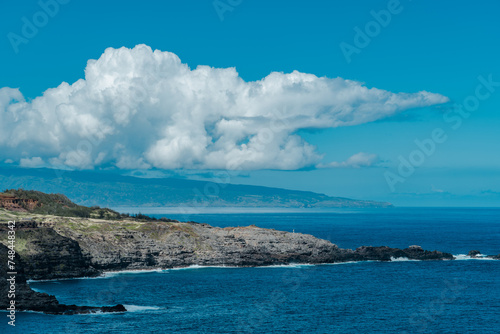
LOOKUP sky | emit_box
[0,0,499,206]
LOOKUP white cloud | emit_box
[318,152,380,169]
[0,45,449,170]
[19,157,44,168]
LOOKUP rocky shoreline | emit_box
[0,243,125,315]
[0,213,498,315]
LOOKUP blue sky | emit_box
[0,0,499,206]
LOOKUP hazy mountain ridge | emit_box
[0,168,393,209]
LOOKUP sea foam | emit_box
[102,268,164,278]
[389,257,419,262]
[123,305,163,312]
[453,254,497,261]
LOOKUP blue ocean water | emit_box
[2,208,500,333]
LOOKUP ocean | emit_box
[2,208,499,333]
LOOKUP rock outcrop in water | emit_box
[468,249,500,260]
[346,245,453,261]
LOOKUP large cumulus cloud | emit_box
[0,44,448,170]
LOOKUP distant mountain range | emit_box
[0,167,393,209]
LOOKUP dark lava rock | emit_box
[347,246,453,262]
[486,253,500,260]
[0,225,99,280]
[467,250,500,260]
[44,304,127,315]
[0,243,126,315]
[468,250,481,257]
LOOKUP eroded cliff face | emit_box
[0,222,98,280]
[0,243,59,311]
[0,243,125,314]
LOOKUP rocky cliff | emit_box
[1,212,455,278]
[0,243,125,314]
[0,221,98,280]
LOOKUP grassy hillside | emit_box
[2,189,121,219]
[0,189,181,222]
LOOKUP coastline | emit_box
[25,253,498,283]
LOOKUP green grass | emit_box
[13,238,28,252]
[122,222,143,230]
